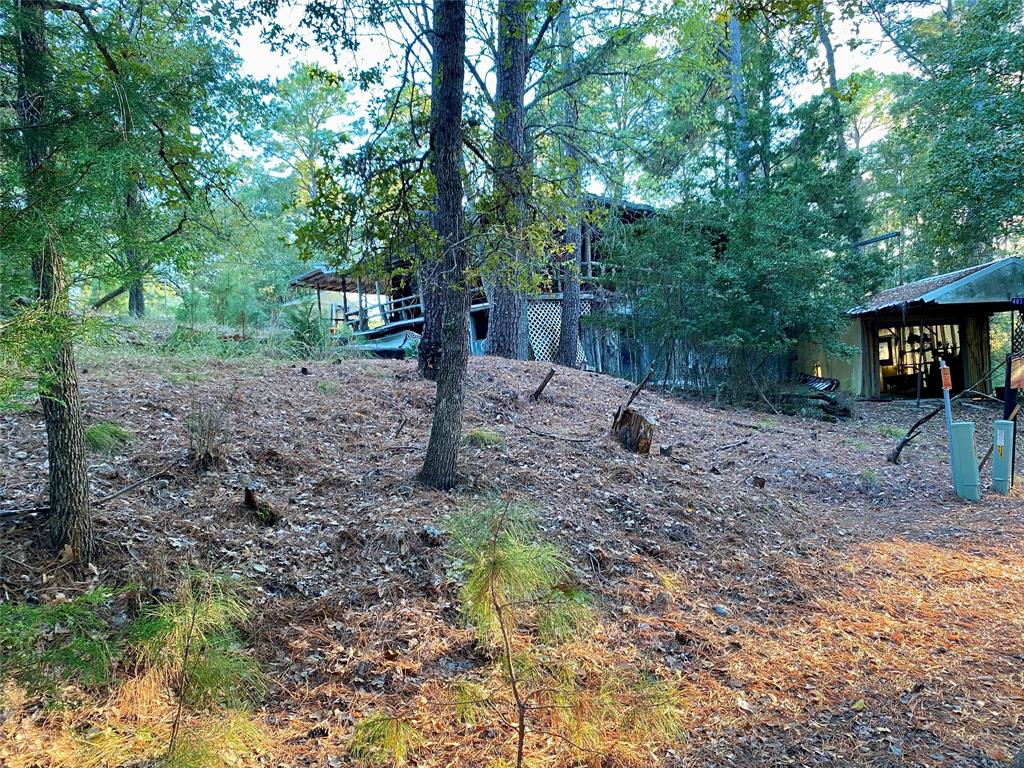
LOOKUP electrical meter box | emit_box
[950,422,981,501]
[992,420,1015,495]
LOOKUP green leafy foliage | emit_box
[283,301,334,358]
[870,0,1024,270]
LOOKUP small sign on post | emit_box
[941,364,952,391]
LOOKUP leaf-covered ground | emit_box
[2,352,1023,766]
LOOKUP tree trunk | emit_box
[555,1,582,369]
[420,0,470,490]
[727,14,750,191]
[128,277,145,317]
[813,5,848,162]
[417,260,444,380]
[484,0,529,360]
[15,3,94,562]
[125,185,146,317]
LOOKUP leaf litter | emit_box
[1,354,1022,766]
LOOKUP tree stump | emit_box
[611,407,654,454]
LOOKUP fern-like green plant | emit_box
[0,588,118,698]
[349,714,423,766]
[84,421,134,453]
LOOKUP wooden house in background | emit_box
[289,196,655,364]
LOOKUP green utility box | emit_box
[950,422,981,501]
[992,420,1015,495]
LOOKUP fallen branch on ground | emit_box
[0,458,180,520]
[887,359,1009,464]
[512,420,593,444]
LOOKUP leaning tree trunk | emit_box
[420,0,470,490]
[484,0,529,360]
[16,2,94,562]
[727,14,750,191]
[555,1,582,369]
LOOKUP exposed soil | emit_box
[2,352,1022,767]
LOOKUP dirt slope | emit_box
[2,354,1023,767]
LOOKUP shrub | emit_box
[185,392,233,471]
[284,302,332,359]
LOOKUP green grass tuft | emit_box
[350,714,422,766]
[84,421,134,453]
[877,424,905,438]
[317,379,342,396]
[465,427,503,448]
[0,588,118,698]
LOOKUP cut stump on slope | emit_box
[610,367,655,454]
[612,407,654,454]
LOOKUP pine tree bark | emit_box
[727,14,750,191]
[417,259,444,380]
[15,1,94,562]
[555,1,582,369]
[420,0,470,490]
[485,0,529,360]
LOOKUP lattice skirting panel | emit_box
[526,298,590,366]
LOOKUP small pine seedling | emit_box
[129,570,265,710]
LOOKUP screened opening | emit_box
[877,323,963,397]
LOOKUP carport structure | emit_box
[849,257,1024,398]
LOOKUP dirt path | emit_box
[2,354,1022,766]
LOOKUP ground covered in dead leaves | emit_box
[2,351,1023,767]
